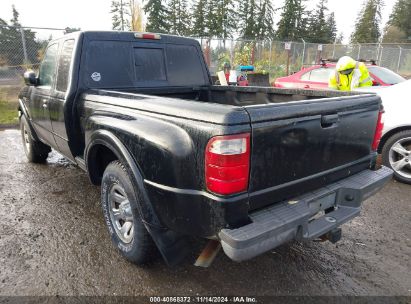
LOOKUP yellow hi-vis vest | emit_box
[328,62,373,91]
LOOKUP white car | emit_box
[356,80,411,184]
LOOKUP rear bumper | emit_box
[219,166,393,262]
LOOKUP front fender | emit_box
[18,98,40,142]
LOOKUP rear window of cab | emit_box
[84,40,208,88]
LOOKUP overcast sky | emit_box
[0,0,396,43]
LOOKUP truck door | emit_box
[29,43,59,146]
[48,39,76,160]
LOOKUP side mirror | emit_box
[24,71,38,86]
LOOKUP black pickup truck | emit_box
[18,31,392,266]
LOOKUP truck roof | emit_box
[53,31,200,46]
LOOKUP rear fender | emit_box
[85,129,190,266]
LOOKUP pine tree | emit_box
[385,0,411,41]
[144,0,169,33]
[335,32,344,43]
[325,12,337,43]
[350,0,383,43]
[306,0,327,43]
[167,0,191,36]
[276,0,307,40]
[205,0,220,37]
[238,0,258,39]
[306,0,336,43]
[217,0,236,39]
[0,5,40,65]
[191,0,208,37]
[111,0,130,30]
[382,25,407,43]
[255,0,275,39]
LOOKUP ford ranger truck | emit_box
[18,31,393,266]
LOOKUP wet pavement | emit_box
[0,129,410,296]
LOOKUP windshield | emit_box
[368,66,406,85]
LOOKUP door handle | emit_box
[321,114,339,128]
[304,85,310,89]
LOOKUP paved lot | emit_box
[0,129,410,296]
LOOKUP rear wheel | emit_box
[382,130,411,184]
[20,115,51,163]
[101,160,156,264]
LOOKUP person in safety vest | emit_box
[328,56,373,91]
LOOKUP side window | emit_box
[309,68,331,82]
[38,43,59,87]
[56,40,75,92]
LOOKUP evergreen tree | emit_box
[0,5,40,65]
[385,0,411,41]
[205,0,220,37]
[111,0,130,30]
[144,0,169,33]
[191,0,208,37]
[382,25,407,43]
[255,0,275,39]
[238,0,258,39]
[276,0,307,40]
[217,0,236,39]
[167,0,191,36]
[335,32,344,44]
[306,1,336,43]
[350,0,383,43]
[325,12,337,43]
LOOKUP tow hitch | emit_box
[319,228,342,244]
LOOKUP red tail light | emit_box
[205,133,250,195]
[372,110,384,151]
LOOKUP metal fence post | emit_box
[230,38,234,65]
[378,45,383,65]
[357,43,361,60]
[301,38,306,69]
[20,27,29,64]
[397,46,402,73]
[269,39,272,71]
[376,43,381,64]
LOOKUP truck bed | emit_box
[84,86,380,211]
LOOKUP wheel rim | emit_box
[108,183,134,244]
[389,137,411,179]
[22,124,31,152]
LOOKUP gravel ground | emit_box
[0,129,410,297]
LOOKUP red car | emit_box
[274,61,406,90]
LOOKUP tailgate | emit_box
[245,94,381,210]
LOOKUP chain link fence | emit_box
[0,26,66,87]
[198,38,411,80]
[1,26,411,95]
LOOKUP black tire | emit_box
[101,160,156,264]
[381,130,411,184]
[20,115,51,163]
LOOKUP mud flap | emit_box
[145,223,191,267]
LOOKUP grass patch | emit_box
[0,86,21,127]
[0,99,19,126]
